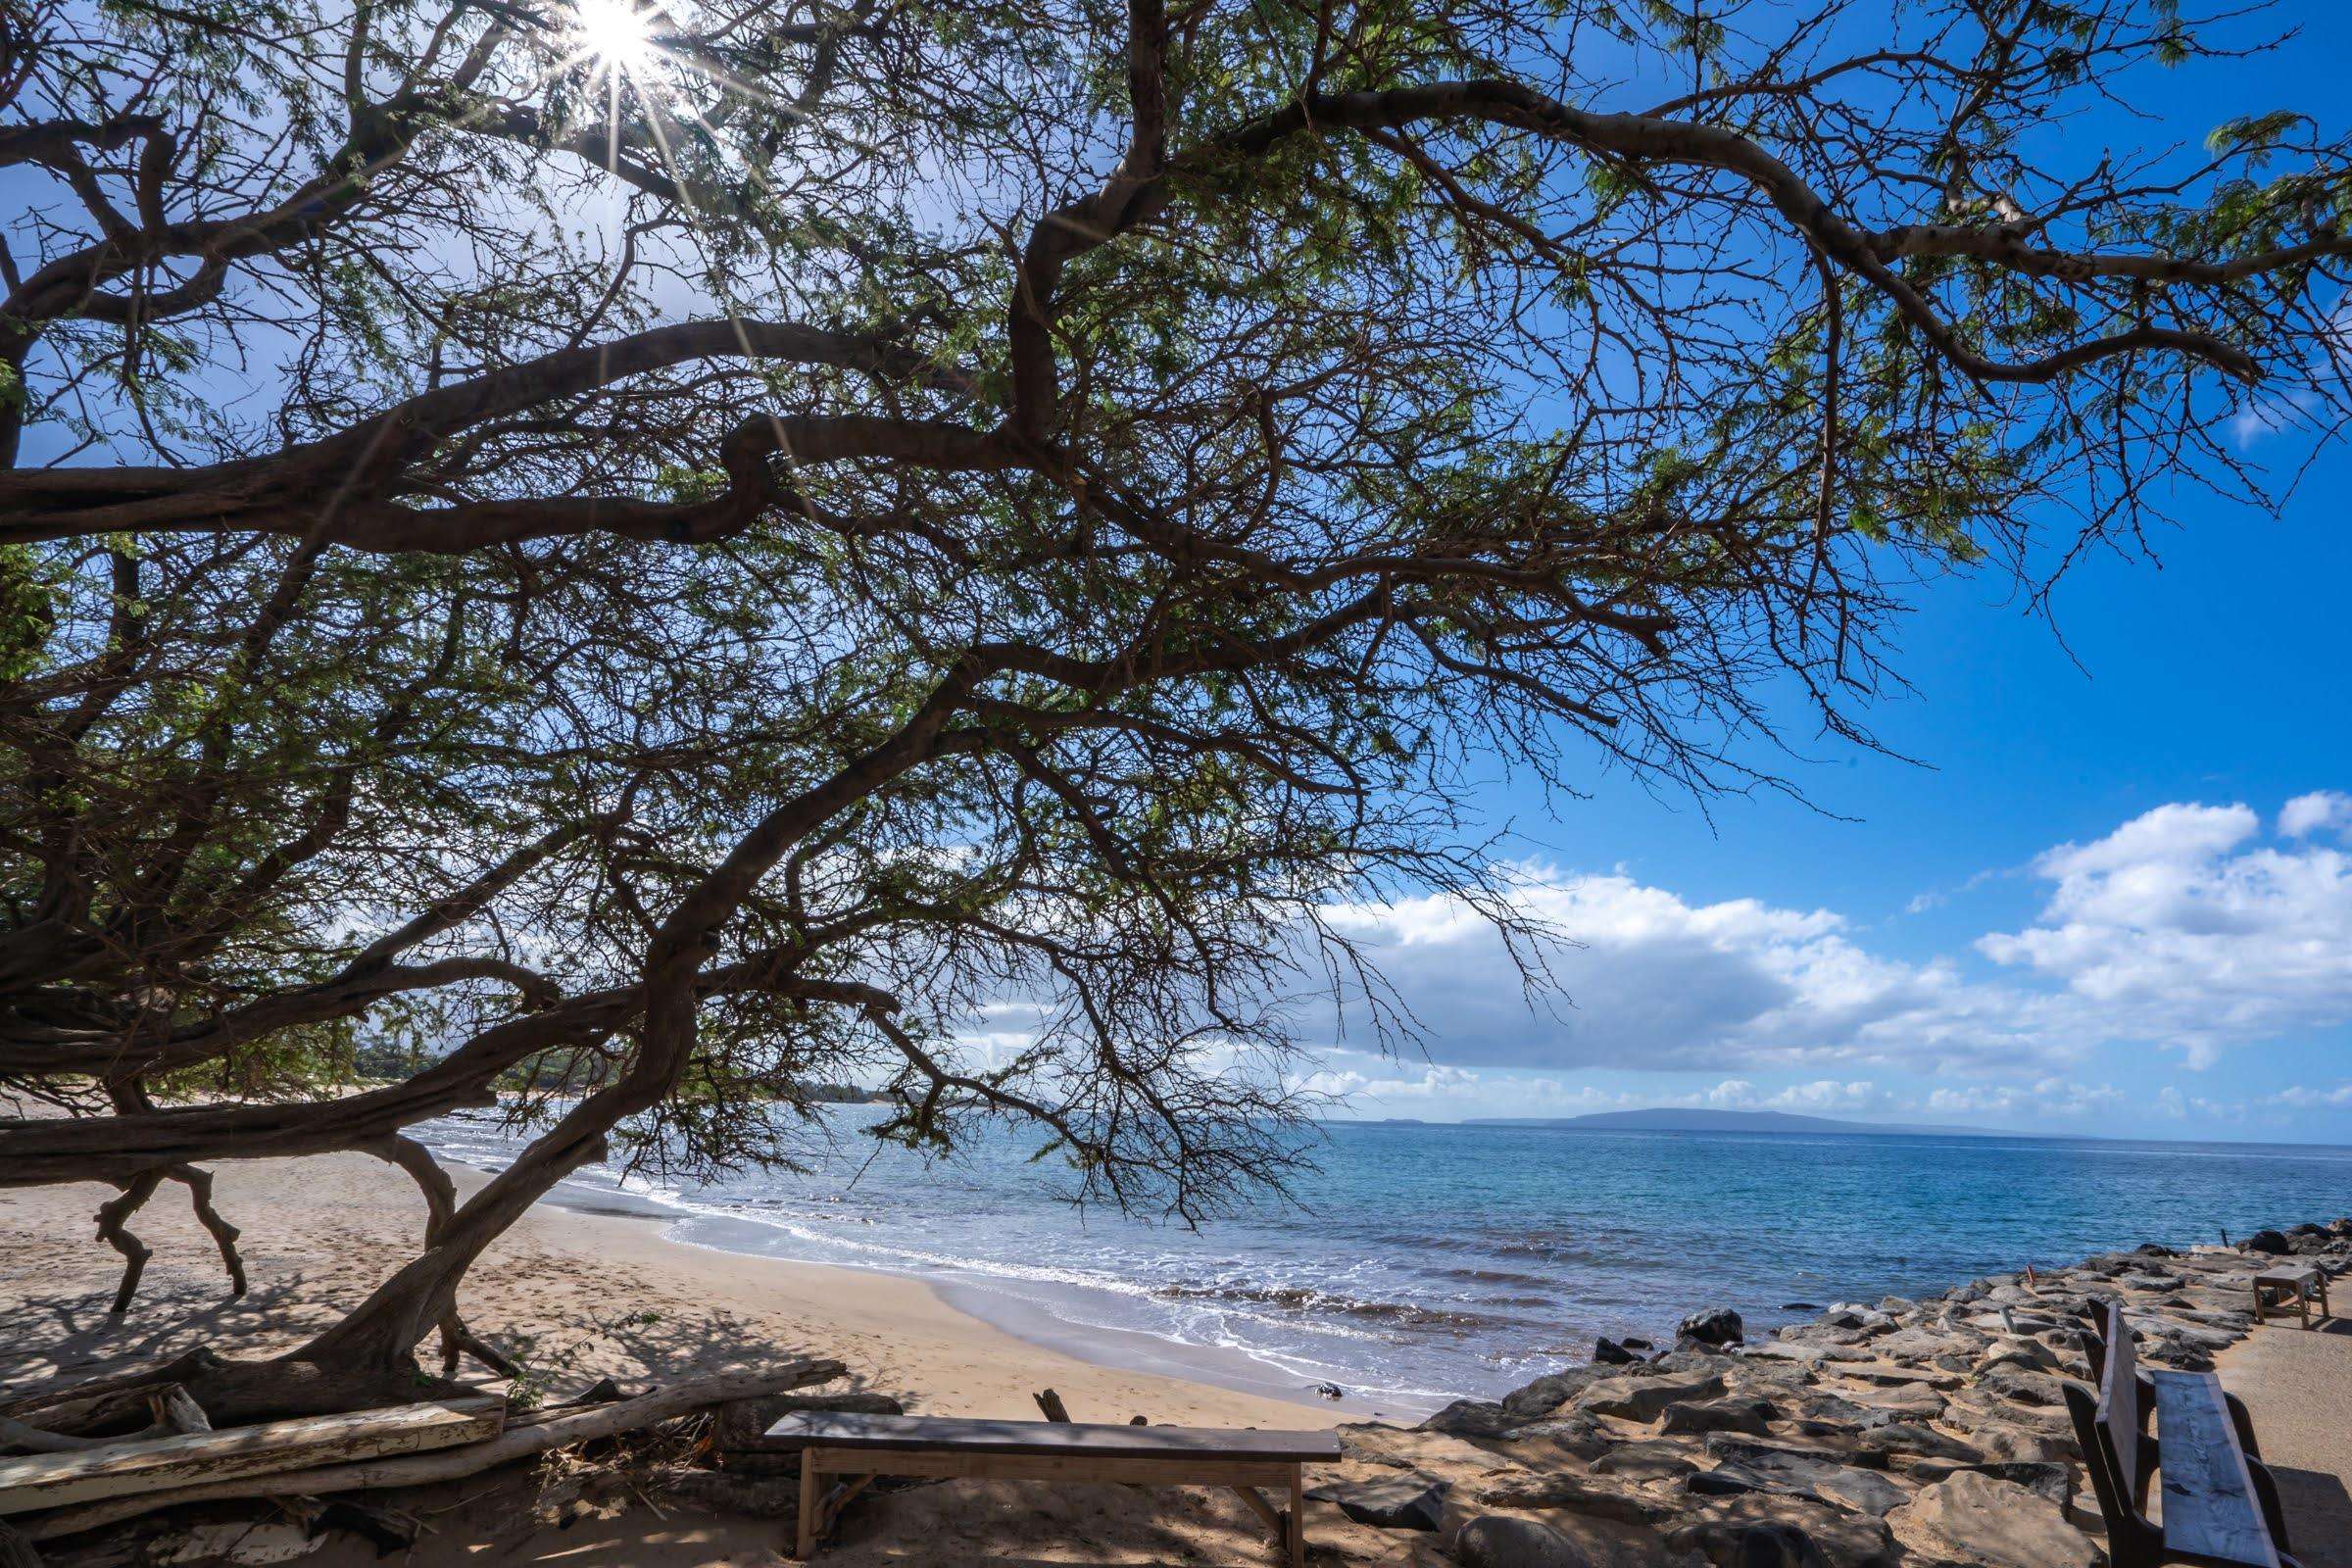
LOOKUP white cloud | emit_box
[2281,790,2352,839]
[1919,1078,2126,1119]
[1977,800,2352,1067]
[1309,794,2352,1084]
[1320,865,2088,1077]
[2267,1083,2352,1109]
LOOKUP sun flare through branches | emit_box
[569,0,660,78]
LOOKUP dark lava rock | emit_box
[1690,1455,1910,1518]
[1667,1519,1833,1568]
[2243,1229,2292,1255]
[1455,1514,1602,1568]
[1592,1336,1641,1366]
[1907,1459,2072,1506]
[1591,1441,1701,1481]
[1781,1301,1824,1311]
[1661,1396,1778,1438]
[1581,1370,1727,1422]
[2133,1243,2179,1257]
[1500,1366,1614,1423]
[1305,1473,1446,1531]
[1475,1472,1668,1526]
[1680,1307,1747,1347]
[1850,1421,1983,1462]
[1419,1397,1517,1438]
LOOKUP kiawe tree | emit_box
[1,0,2346,1419]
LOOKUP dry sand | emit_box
[2217,1316,2352,1568]
[1,1151,1413,1566]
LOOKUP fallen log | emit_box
[0,1396,504,1515]
[24,1361,845,1542]
[0,1388,212,1459]
[0,1350,226,1441]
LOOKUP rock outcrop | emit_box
[1301,1215,2352,1566]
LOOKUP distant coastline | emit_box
[1455,1107,2001,1137]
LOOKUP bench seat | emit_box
[767,1411,1342,1561]
[2066,1299,2299,1568]
[2153,1371,2284,1568]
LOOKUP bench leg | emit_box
[1233,1485,1285,1544]
[1289,1465,1306,1568]
[797,1449,818,1559]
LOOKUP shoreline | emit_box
[0,1151,1337,1436]
[440,1157,1412,1421]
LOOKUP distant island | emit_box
[1461,1107,2000,1137]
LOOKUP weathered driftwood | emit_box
[0,1388,210,1457]
[0,1396,504,1516]
[0,1350,226,1442]
[24,1361,844,1542]
[1031,1389,1071,1423]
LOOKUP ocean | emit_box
[415,1107,2352,1420]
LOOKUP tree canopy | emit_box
[2,0,2346,1414]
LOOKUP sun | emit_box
[570,0,659,74]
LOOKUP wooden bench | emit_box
[2065,1299,2299,1567]
[764,1411,1340,1562]
[2080,1298,2265,1458]
[2252,1265,2330,1328]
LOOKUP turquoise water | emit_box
[417,1109,2352,1412]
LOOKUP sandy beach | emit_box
[0,1151,1333,1431]
[4,1150,1388,1565]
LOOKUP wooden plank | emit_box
[806,1446,1297,1488]
[2152,1371,2281,1568]
[2096,1304,2140,1508]
[0,1396,505,1516]
[766,1412,1339,1463]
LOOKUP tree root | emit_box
[92,1164,247,1316]
[172,1164,248,1298]
[93,1171,163,1317]
[365,1135,517,1378]
[24,1360,846,1542]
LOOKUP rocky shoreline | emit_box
[1300,1218,2352,1567]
